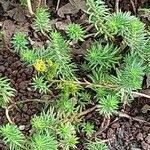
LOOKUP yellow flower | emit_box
[33,59,46,72]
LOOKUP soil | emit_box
[0,0,150,150]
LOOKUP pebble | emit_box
[145,134,150,144]
[136,133,143,141]
[111,122,120,129]
[141,141,150,150]
[19,125,25,130]
[142,126,150,132]
[19,81,27,90]
[0,65,5,72]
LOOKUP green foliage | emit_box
[33,8,51,34]
[0,124,26,150]
[61,134,78,150]
[58,122,76,139]
[78,91,91,108]
[86,0,111,37]
[82,122,94,137]
[86,140,108,150]
[11,32,28,53]
[106,11,135,35]
[31,76,50,94]
[97,94,119,117]
[31,108,56,132]
[58,122,78,150]
[106,11,147,54]
[88,68,110,85]
[20,49,38,65]
[20,0,27,6]
[45,60,59,80]
[66,23,85,42]
[0,77,15,106]
[85,42,120,70]
[57,97,76,115]
[112,54,145,93]
[47,31,76,79]
[30,133,58,150]
[58,81,79,98]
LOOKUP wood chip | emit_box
[57,3,79,18]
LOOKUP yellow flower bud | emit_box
[33,59,46,72]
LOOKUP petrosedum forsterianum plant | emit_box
[0,124,26,150]
[97,94,119,118]
[46,31,76,79]
[111,54,145,93]
[31,107,56,133]
[33,8,51,34]
[82,122,95,138]
[31,76,50,94]
[65,23,85,42]
[31,108,79,150]
[86,139,108,150]
[86,0,111,38]
[20,48,38,65]
[30,133,58,150]
[86,0,148,57]
[85,42,120,70]
[0,77,15,107]
[106,11,147,53]
[58,122,78,150]
[11,32,28,53]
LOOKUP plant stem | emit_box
[27,0,34,15]
[78,105,97,117]
[132,91,150,99]
[115,0,119,12]
[56,0,61,11]
[50,78,116,89]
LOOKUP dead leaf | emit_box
[141,104,150,114]
[69,0,87,12]
[7,6,26,22]
[2,20,16,47]
[55,21,68,30]
[57,3,79,18]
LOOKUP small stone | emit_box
[12,61,21,68]
[134,123,140,128]
[0,55,3,61]
[142,126,150,132]
[107,128,115,138]
[0,65,5,72]
[4,62,8,67]
[141,141,150,150]
[136,133,143,141]
[19,125,25,130]
[145,134,150,144]
[111,122,120,129]
[7,56,14,64]
[131,148,141,150]
[11,70,18,76]
[19,81,27,90]
[27,87,32,91]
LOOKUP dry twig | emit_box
[27,0,34,15]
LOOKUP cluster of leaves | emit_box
[1,0,150,149]
[0,107,108,150]
[0,77,15,107]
